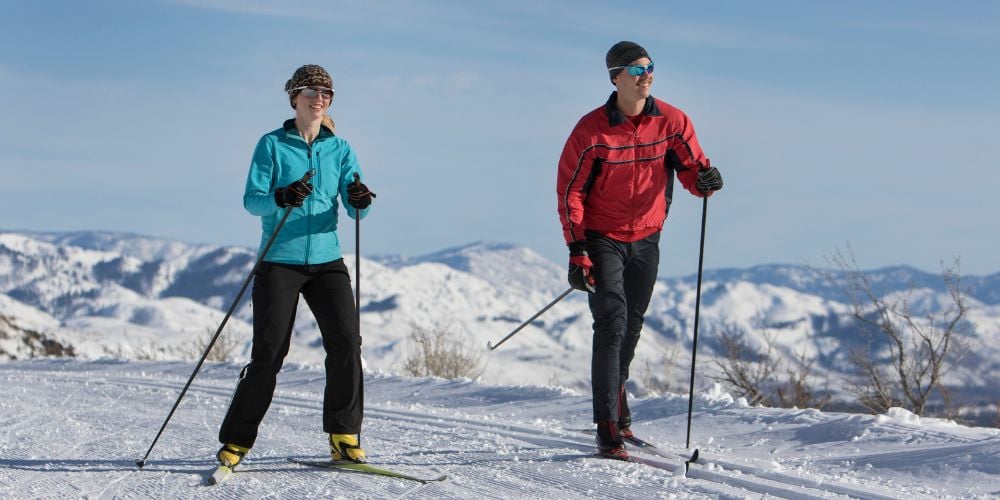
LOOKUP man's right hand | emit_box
[568,241,596,293]
[275,178,314,208]
[696,166,723,194]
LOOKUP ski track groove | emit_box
[124,372,858,497]
[1,366,983,499]
[328,399,902,499]
[367,418,623,499]
[1,368,700,498]
[694,456,901,500]
[0,369,845,498]
[444,461,594,500]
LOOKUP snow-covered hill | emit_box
[1,230,998,418]
[1,359,998,498]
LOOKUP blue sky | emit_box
[2,0,998,277]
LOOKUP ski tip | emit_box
[208,465,233,485]
[409,474,448,484]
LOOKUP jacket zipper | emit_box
[305,142,313,265]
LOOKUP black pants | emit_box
[587,231,660,422]
[219,259,363,448]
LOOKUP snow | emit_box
[1,359,998,498]
[3,230,1000,496]
[0,294,60,331]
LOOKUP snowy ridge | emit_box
[1,230,999,408]
[0,359,997,498]
[374,241,567,300]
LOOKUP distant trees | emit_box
[827,247,971,417]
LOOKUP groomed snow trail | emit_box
[1,360,998,499]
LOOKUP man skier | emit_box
[556,41,724,460]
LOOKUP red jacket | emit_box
[557,93,709,245]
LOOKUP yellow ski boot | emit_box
[210,443,249,484]
[329,434,367,463]
[217,443,250,468]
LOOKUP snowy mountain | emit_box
[1,230,999,420]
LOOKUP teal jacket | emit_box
[244,119,370,265]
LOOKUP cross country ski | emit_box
[289,458,447,484]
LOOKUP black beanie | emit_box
[606,41,650,80]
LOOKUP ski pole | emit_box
[683,196,709,468]
[136,170,313,468]
[349,172,375,326]
[487,287,574,350]
[353,173,362,330]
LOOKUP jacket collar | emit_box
[604,92,662,127]
[283,118,335,140]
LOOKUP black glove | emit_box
[696,167,723,194]
[275,178,313,208]
[567,241,595,293]
[347,174,376,209]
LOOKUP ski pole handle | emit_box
[487,287,574,350]
[351,173,376,199]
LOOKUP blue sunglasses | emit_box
[609,62,654,77]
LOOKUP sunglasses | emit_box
[290,86,335,98]
[609,62,654,77]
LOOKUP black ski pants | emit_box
[219,259,363,448]
[586,230,660,423]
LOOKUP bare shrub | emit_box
[192,326,242,362]
[110,337,163,361]
[776,350,831,410]
[827,246,971,416]
[402,322,483,379]
[640,346,682,395]
[710,322,779,406]
[710,320,830,409]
